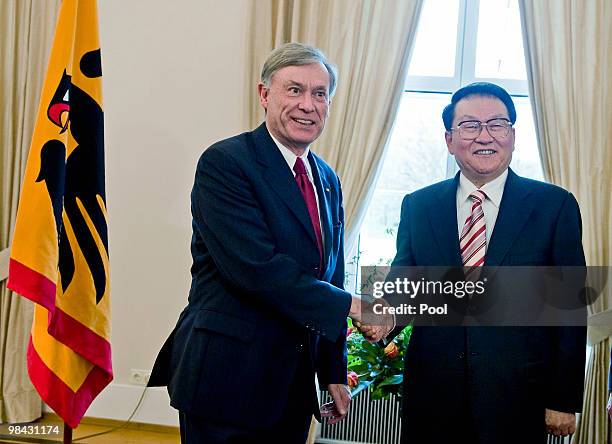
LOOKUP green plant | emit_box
[346,319,412,400]
[343,229,410,400]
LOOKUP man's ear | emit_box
[258,83,268,109]
[445,131,454,154]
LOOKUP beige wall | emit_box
[99,0,250,386]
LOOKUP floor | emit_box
[0,414,180,444]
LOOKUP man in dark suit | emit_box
[361,82,586,443]
[149,43,386,443]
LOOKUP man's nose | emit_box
[298,93,315,112]
[475,125,494,143]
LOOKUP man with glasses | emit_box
[361,82,586,443]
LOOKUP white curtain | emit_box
[519,1,612,442]
[0,0,60,423]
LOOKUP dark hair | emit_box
[442,82,517,131]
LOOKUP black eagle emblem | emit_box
[36,49,108,304]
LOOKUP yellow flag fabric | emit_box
[7,0,112,428]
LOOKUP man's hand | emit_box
[348,296,362,322]
[354,299,395,343]
[349,296,394,342]
[545,409,576,436]
[353,318,394,343]
[321,384,351,425]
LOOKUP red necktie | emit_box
[460,190,487,280]
[293,157,323,271]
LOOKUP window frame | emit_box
[404,0,529,96]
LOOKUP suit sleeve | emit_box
[193,146,351,341]
[317,180,349,386]
[546,192,587,413]
[385,194,417,341]
[392,194,417,268]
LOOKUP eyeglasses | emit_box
[452,118,513,140]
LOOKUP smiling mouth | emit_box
[473,149,497,155]
[292,117,315,126]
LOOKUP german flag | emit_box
[7,0,112,429]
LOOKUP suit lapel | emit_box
[250,124,317,245]
[308,152,332,269]
[485,169,534,266]
[426,173,463,266]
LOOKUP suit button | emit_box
[458,352,465,359]
[470,351,479,357]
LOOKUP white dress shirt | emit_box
[456,169,508,250]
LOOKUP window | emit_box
[348,0,543,282]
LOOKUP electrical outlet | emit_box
[129,369,151,386]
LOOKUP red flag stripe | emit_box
[7,259,56,306]
[9,258,112,373]
[27,338,112,429]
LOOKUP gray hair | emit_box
[261,42,338,97]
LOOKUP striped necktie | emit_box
[460,190,487,279]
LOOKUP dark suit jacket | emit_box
[149,123,351,429]
[392,169,586,444]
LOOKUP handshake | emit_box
[319,295,396,425]
[348,295,395,343]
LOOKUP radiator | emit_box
[546,436,573,444]
[317,390,573,444]
[317,390,401,444]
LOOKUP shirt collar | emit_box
[268,130,311,173]
[458,169,508,208]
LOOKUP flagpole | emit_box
[63,423,72,444]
